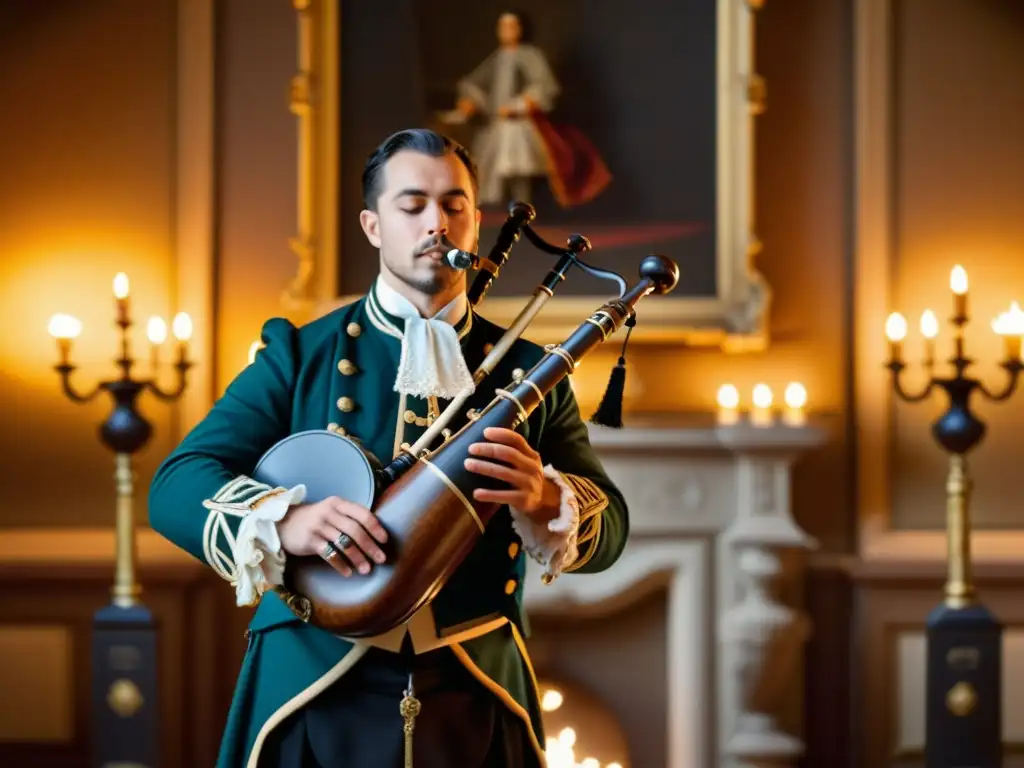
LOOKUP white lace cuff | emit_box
[231,484,306,607]
[508,465,579,583]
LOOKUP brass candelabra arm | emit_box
[976,358,1024,402]
[143,359,194,402]
[886,360,936,403]
[54,363,107,404]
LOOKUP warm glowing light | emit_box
[172,312,193,341]
[992,301,1024,336]
[48,313,83,339]
[716,383,741,425]
[750,383,774,427]
[607,764,624,768]
[147,316,168,345]
[717,383,740,409]
[885,312,907,342]
[752,383,773,409]
[950,265,968,295]
[113,272,130,299]
[558,728,577,748]
[580,759,600,768]
[782,382,807,426]
[784,382,807,409]
[920,309,939,339]
[541,689,563,712]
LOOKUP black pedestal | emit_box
[91,603,159,768]
[925,602,1003,768]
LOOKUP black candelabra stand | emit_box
[48,272,193,768]
[885,265,1023,768]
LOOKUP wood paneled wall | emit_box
[0,555,247,767]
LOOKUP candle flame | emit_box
[752,383,773,409]
[47,313,82,339]
[784,382,807,408]
[113,272,130,299]
[992,301,1024,336]
[885,312,907,342]
[950,265,968,295]
[920,309,939,339]
[147,316,168,344]
[172,312,193,341]
[716,383,740,409]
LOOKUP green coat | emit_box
[147,283,629,768]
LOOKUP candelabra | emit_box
[885,265,1023,768]
[48,272,193,768]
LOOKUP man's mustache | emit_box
[416,235,458,256]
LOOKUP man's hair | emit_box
[361,128,479,211]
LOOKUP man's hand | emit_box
[277,496,388,577]
[464,427,561,522]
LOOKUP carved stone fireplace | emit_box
[522,419,825,768]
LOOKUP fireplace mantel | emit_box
[524,418,826,768]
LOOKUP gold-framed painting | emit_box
[284,0,771,349]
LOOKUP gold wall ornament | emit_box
[946,681,977,717]
[282,0,336,315]
[286,0,772,348]
[107,678,144,718]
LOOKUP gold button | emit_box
[337,397,355,413]
[508,542,519,558]
[504,579,517,595]
[404,409,417,424]
[346,322,361,338]
[327,423,347,436]
[415,416,427,427]
[337,359,357,375]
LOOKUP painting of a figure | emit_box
[436,11,612,211]
[336,0,718,300]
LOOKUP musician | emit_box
[148,127,629,768]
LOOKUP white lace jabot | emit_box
[373,276,476,400]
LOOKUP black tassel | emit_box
[590,314,636,428]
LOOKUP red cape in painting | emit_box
[527,107,613,208]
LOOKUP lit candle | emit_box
[716,383,741,425]
[885,312,907,363]
[147,316,167,370]
[172,311,193,363]
[47,313,83,366]
[950,265,968,319]
[113,272,130,324]
[920,309,938,366]
[991,300,1024,361]
[751,383,774,427]
[782,382,807,426]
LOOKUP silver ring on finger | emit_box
[321,541,337,560]
[335,533,353,551]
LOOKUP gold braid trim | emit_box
[559,474,609,573]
